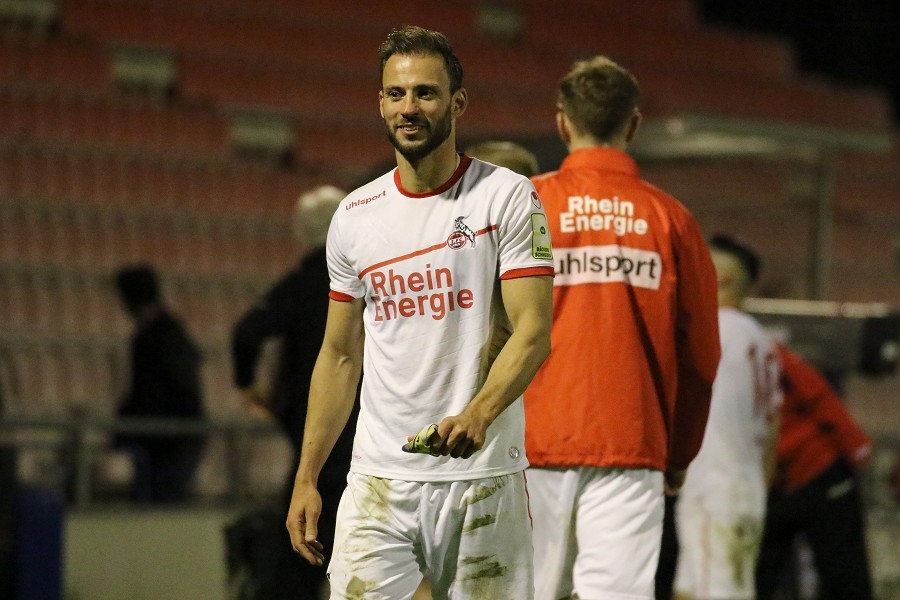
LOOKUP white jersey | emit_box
[326,155,555,482]
[680,307,782,515]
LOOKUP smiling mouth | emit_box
[398,122,425,134]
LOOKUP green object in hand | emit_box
[402,423,439,455]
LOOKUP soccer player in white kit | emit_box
[675,235,782,600]
[285,26,555,599]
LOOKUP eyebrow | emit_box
[382,83,443,96]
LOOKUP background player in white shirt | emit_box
[285,26,554,599]
[675,235,782,600]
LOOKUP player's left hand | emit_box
[430,410,490,459]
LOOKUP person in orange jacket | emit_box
[755,344,874,600]
[524,55,720,600]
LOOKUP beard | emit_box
[384,105,453,162]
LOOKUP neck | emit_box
[395,139,460,193]
[560,111,634,154]
[567,134,628,153]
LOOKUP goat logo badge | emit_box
[448,216,477,249]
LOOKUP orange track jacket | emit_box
[525,148,720,472]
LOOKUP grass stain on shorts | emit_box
[462,514,497,533]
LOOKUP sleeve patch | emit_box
[531,213,553,260]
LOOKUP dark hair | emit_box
[115,264,160,314]
[558,56,640,142]
[708,234,761,284]
[378,26,463,93]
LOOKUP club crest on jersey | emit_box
[448,216,477,249]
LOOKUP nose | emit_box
[400,94,419,117]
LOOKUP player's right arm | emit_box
[286,297,364,565]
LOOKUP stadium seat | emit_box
[0,36,112,92]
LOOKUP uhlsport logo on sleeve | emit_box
[554,245,662,290]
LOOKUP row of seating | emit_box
[834,150,900,213]
[640,155,900,302]
[0,192,295,240]
[3,6,892,180]
[57,0,783,83]
[54,0,891,134]
[0,207,299,280]
[0,83,230,158]
[148,0,700,39]
[0,36,388,178]
[0,330,124,414]
[0,143,318,216]
[1,270,125,338]
[0,35,112,92]
[0,332,247,421]
[2,4,843,138]
[0,261,267,338]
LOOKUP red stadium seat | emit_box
[0,36,113,91]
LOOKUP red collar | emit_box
[394,154,472,198]
[560,147,639,177]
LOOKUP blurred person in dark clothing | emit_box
[755,345,874,600]
[229,185,355,600]
[233,185,351,467]
[115,264,205,503]
[232,184,357,499]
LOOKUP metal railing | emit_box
[0,414,283,507]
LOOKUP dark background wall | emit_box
[701,0,900,120]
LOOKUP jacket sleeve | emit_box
[231,271,303,389]
[668,215,721,470]
[781,347,872,468]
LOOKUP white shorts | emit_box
[527,466,664,600]
[327,471,533,600]
[674,500,763,600]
